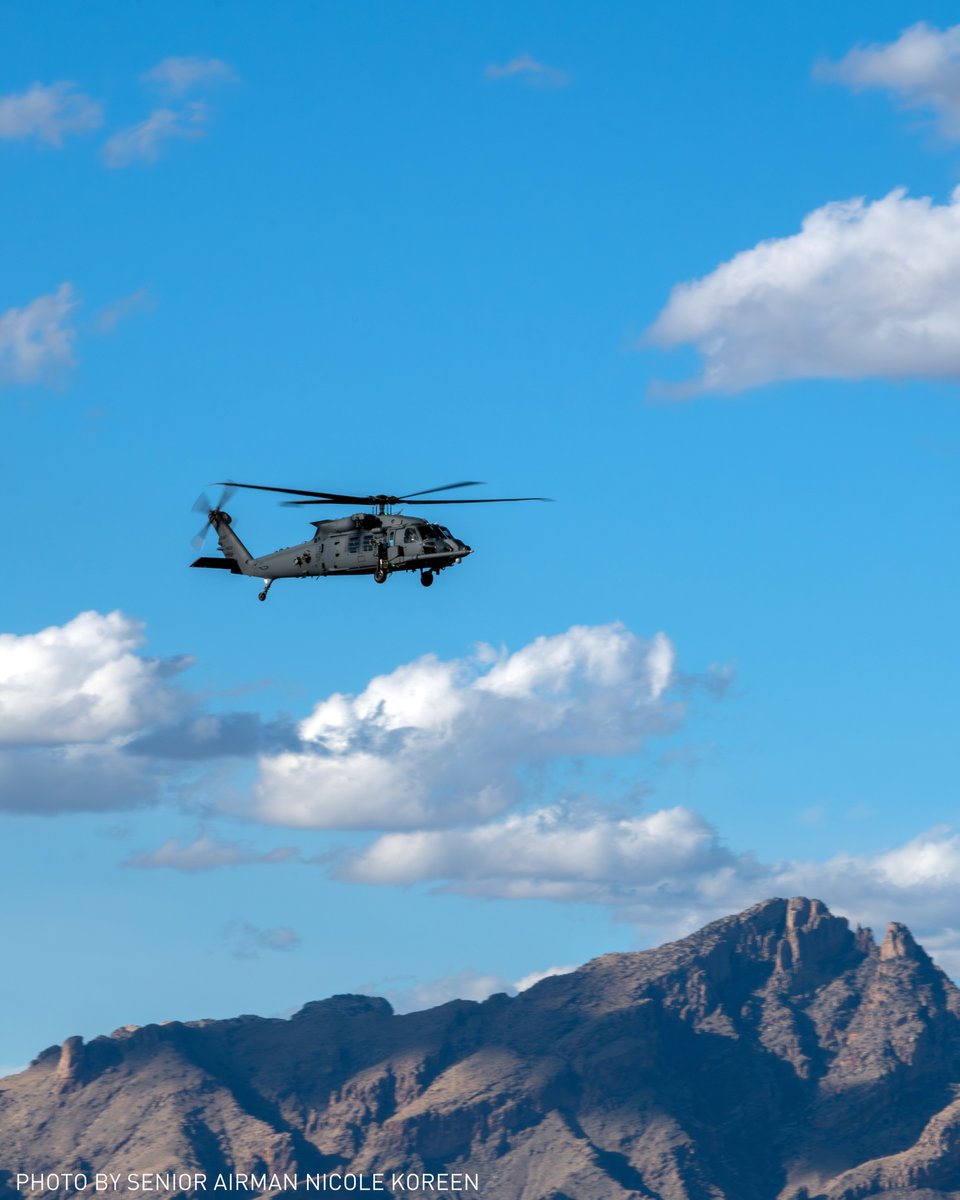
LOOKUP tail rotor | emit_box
[190,483,237,550]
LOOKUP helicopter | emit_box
[190,480,551,601]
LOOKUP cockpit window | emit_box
[404,527,421,543]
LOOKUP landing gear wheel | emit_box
[420,571,434,588]
[258,591,267,602]
[374,565,388,584]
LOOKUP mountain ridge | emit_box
[3,897,960,1199]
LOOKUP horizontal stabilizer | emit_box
[191,556,242,574]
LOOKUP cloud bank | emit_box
[0,610,285,814]
[0,611,188,747]
[246,624,680,830]
[646,188,960,394]
[340,799,960,975]
[7,609,960,978]
[818,21,960,139]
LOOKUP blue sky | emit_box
[2,1,960,1070]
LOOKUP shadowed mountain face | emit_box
[4,898,960,1200]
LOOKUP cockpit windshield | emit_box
[406,523,453,544]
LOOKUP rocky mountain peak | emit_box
[881,920,929,963]
[52,1035,85,1091]
[772,895,857,980]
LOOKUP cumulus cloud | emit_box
[223,921,300,960]
[0,609,280,814]
[818,22,960,139]
[485,55,570,88]
[645,188,960,394]
[247,624,683,831]
[124,834,299,871]
[0,610,192,813]
[339,796,960,976]
[0,82,102,145]
[101,103,207,167]
[0,284,78,386]
[141,56,236,97]
[0,611,189,747]
[341,804,737,894]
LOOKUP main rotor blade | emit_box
[282,496,553,506]
[400,496,553,504]
[218,480,552,508]
[399,481,484,499]
[281,498,369,507]
[216,481,373,504]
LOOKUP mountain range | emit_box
[3,897,960,1199]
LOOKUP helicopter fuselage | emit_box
[192,509,471,596]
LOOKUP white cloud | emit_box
[247,624,683,830]
[141,57,236,97]
[223,921,300,959]
[96,286,154,333]
[485,55,570,88]
[645,188,960,394]
[818,22,960,139]
[339,797,960,977]
[0,284,78,386]
[361,963,577,1014]
[341,804,736,891]
[125,834,299,871]
[375,968,516,1014]
[101,103,207,168]
[0,82,102,145]
[0,610,198,814]
[0,611,189,747]
[514,964,577,991]
[0,608,304,815]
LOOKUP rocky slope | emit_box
[3,898,960,1199]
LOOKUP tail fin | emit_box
[206,511,258,575]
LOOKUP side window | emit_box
[347,535,359,553]
[362,535,374,551]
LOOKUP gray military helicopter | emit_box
[191,480,550,600]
